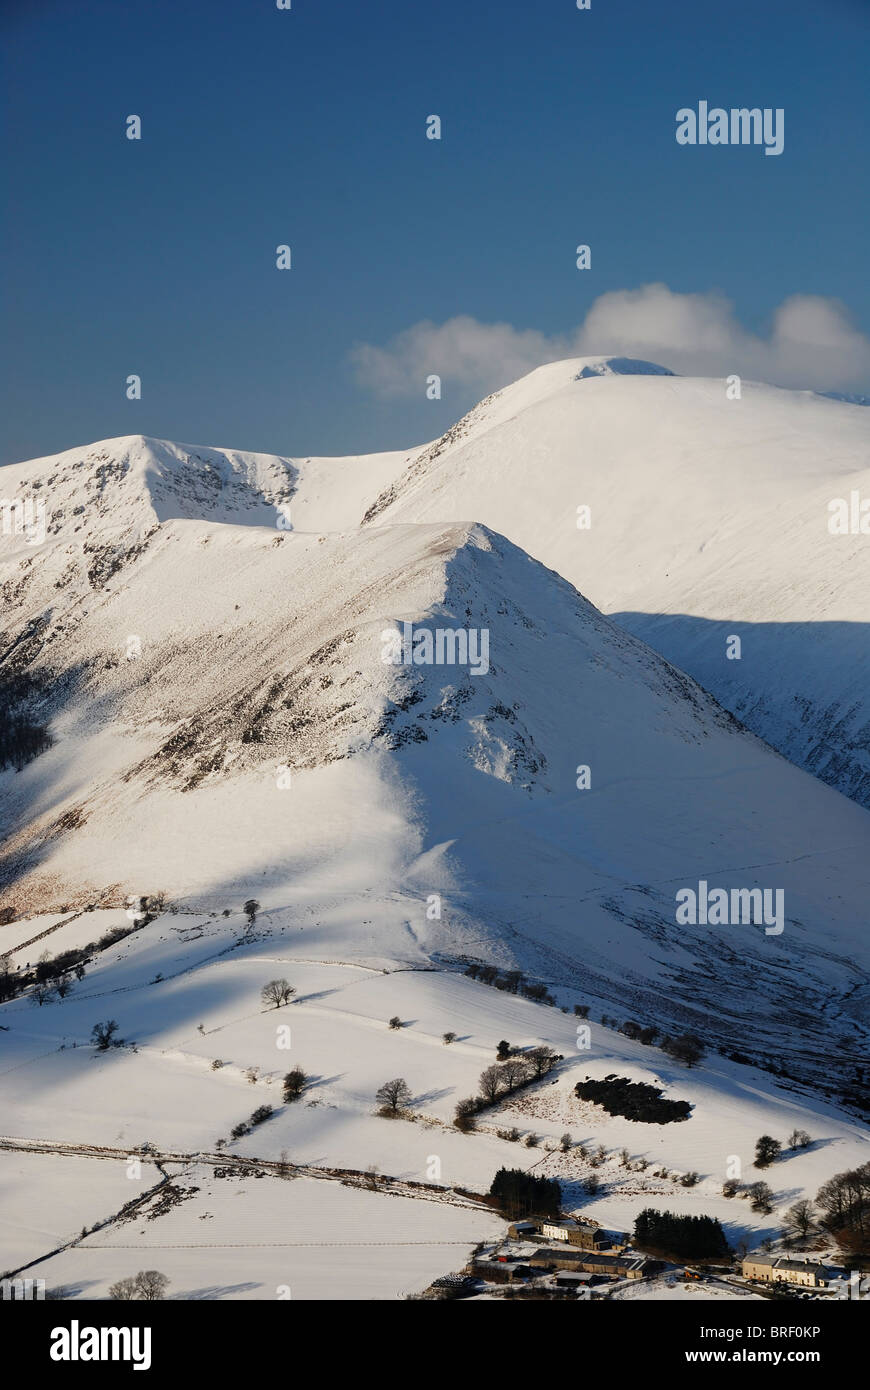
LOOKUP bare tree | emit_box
[748,1180,774,1214]
[788,1128,812,1150]
[442,1031,457,1045]
[527,1045,559,1078]
[499,1058,532,1092]
[135,1270,169,1301]
[376,1077,411,1116]
[261,978,295,1009]
[91,1019,119,1049]
[108,1270,169,1301]
[108,1277,139,1301]
[479,1064,505,1104]
[243,899,260,926]
[785,1199,816,1242]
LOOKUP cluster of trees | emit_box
[616,1019,661,1046]
[585,1010,708,1070]
[722,1177,774,1212]
[229,1104,274,1140]
[2,906,165,1006]
[488,1167,561,1219]
[574,1075,691,1124]
[725,1159,869,1251]
[0,716,53,772]
[634,1208,730,1261]
[600,1019,705,1068]
[462,967,711,1073]
[816,1159,870,1254]
[661,1033,706,1068]
[463,963,556,1006]
[754,1129,812,1169]
[454,1046,561,1131]
[108,1270,169,1301]
[220,1071,308,1146]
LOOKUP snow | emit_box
[13,1170,501,1301]
[360,363,870,808]
[2,361,869,1301]
[2,922,866,1269]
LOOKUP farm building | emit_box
[467,1259,532,1284]
[540,1218,582,1242]
[554,1271,594,1290]
[508,1219,539,1240]
[528,1249,649,1279]
[742,1255,830,1288]
[540,1217,612,1250]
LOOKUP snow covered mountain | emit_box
[2,414,869,1302]
[358,358,870,810]
[1,433,868,1097]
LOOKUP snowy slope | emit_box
[1,920,866,1298]
[2,407,869,1302]
[358,359,870,809]
[1,490,868,1094]
[0,432,416,546]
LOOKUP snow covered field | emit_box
[2,906,866,1297]
[17,1170,502,1302]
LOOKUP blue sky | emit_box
[2,0,868,465]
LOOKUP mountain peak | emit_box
[573,355,677,379]
[2,435,298,544]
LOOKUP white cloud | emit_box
[350,285,870,399]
